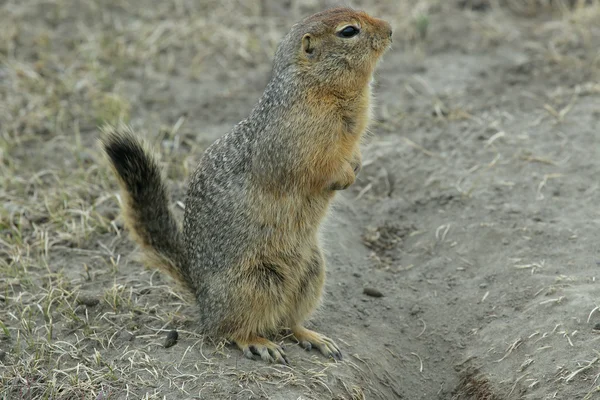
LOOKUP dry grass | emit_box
[0,0,320,397]
[0,0,410,397]
[1,0,600,398]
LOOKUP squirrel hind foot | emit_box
[233,336,289,365]
[292,326,342,361]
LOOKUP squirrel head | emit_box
[273,7,392,95]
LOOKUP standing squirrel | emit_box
[101,7,392,364]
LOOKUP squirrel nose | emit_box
[381,21,392,41]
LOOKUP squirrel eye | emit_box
[337,26,360,38]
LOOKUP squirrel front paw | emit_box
[327,149,362,191]
[327,161,356,191]
[350,157,361,176]
[350,147,362,176]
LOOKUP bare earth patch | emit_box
[1,0,599,399]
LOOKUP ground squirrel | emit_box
[101,7,392,364]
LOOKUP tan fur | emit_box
[101,8,391,364]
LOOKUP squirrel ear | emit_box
[302,33,315,56]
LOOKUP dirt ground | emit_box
[1,0,600,399]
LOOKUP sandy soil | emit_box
[1,0,600,399]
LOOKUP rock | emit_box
[363,287,384,298]
[119,331,135,342]
[410,304,422,316]
[164,330,179,348]
[77,295,99,307]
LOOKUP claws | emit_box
[328,181,352,191]
[300,340,312,351]
[236,337,289,365]
[234,329,342,364]
[292,326,343,361]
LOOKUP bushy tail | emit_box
[100,125,195,295]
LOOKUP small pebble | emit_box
[77,295,99,307]
[410,304,422,316]
[353,272,362,278]
[164,330,179,348]
[363,287,384,298]
[119,331,135,342]
[0,350,6,362]
[593,323,600,331]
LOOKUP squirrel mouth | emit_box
[372,37,392,53]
